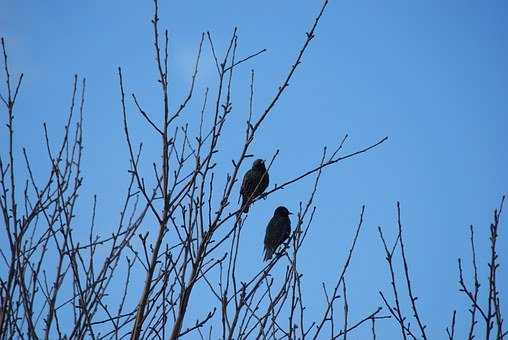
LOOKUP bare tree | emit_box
[0,0,504,339]
[378,198,505,339]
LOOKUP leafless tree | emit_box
[0,0,504,339]
[378,198,505,339]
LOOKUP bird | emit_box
[239,159,269,213]
[263,206,292,261]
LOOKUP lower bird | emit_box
[264,206,292,261]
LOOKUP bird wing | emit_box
[240,169,254,196]
[264,217,290,250]
[263,218,276,260]
[241,168,267,198]
[264,217,276,249]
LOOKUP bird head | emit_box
[274,206,292,216]
[252,159,266,170]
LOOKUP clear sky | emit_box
[2,0,507,338]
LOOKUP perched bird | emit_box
[264,206,292,261]
[240,159,269,213]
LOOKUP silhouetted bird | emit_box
[240,159,269,213]
[264,206,292,261]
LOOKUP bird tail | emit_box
[240,196,250,214]
[263,248,273,261]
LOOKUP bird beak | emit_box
[288,211,293,215]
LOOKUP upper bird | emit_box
[264,206,292,261]
[240,159,269,213]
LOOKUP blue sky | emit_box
[2,0,507,338]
